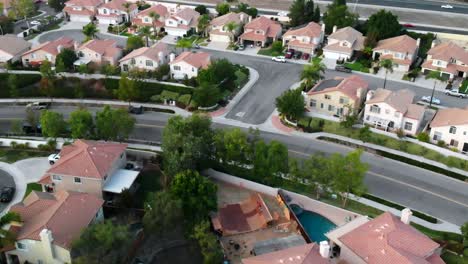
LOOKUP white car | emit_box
[30,20,41,25]
[48,153,60,165]
[421,96,441,105]
[441,4,453,9]
[272,56,286,63]
[277,11,288,17]
[445,89,466,98]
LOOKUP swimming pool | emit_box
[290,204,337,242]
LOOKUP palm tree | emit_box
[197,14,210,37]
[225,21,238,44]
[176,38,193,51]
[149,11,160,37]
[139,26,152,47]
[426,69,446,107]
[379,59,394,89]
[122,2,132,22]
[82,23,99,41]
[301,60,326,89]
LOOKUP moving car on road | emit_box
[421,96,441,105]
[445,89,467,98]
[441,4,453,9]
[335,65,352,73]
[272,56,286,63]
[26,102,50,110]
[0,187,15,202]
[129,105,144,115]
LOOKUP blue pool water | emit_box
[295,209,337,242]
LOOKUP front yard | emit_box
[344,61,370,73]
[24,183,42,199]
[459,79,468,94]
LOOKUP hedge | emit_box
[178,94,192,106]
[160,90,180,100]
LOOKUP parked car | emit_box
[237,44,245,51]
[193,44,200,49]
[272,56,286,63]
[445,89,467,98]
[421,96,441,105]
[285,50,294,59]
[22,122,42,134]
[48,153,60,165]
[301,53,310,60]
[129,105,144,114]
[26,102,50,110]
[0,187,15,202]
[30,20,41,25]
[335,65,352,73]
[441,4,453,9]
[293,51,302,59]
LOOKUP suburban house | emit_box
[76,39,123,66]
[323,26,365,61]
[63,0,104,22]
[372,35,419,72]
[21,37,74,67]
[38,140,140,199]
[422,41,468,80]
[326,210,444,264]
[239,16,282,47]
[164,7,199,37]
[429,107,468,152]
[209,12,250,43]
[0,35,31,63]
[282,22,325,55]
[169,51,210,79]
[305,75,369,118]
[131,4,169,32]
[119,42,170,72]
[96,0,138,25]
[363,88,426,136]
[242,243,329,264]
[3,190,104,264]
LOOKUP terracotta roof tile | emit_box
[210,12,248,27]
[242,243,328,264]
[100,0,136,11]
[307,75,368,101]
[427,42,468,64]
[243,16,282,38]
[78,39,120,55]
[63,5,95,15]
[22,37,74,57]
[65,0,102,7]
[170,51,210,69]
[136,4,168,18]
[174,7,199,22]
[10,191,103,249]
[430,107,468,127]
[0,35,31,56]
[283,22,322,39]
[373,35,418,54]
[366,88,415,113]
[119,42,168,62]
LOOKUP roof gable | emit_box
[284,22,322,38]
[374,35,418,54]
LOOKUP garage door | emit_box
[98,17,117,24]
[70,15,91,23]
[210,34,230,43]
[166,28,187,37]
[323,51,349,60]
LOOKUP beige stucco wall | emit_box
[170,60,200,79]
[6,239,72,264]
[430,124,468,152]
[22,50,56,66]
[121,54,167,71]
[306,90,364,118]
[364,102,422,136]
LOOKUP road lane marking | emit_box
[135,123,165,129]
[368,171,468,209]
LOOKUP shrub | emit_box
[417,132,429,142]
[150,95,162,103]
[160,90,180,100]
[10,141,29,149]
[396,129,405,138]
[38,140,57,151]
[464,248,468,257]
[437,140,446,147]
[385,139,401,150]
[407,144,424,156]
[358,125,372,142]
[177,94,192,106]
[446,156,463,168]
[423,150,444,161]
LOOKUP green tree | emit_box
[197,14,211,37]
[313,5,321,23]
[307,153,335,199]
[126,35,144,51]
[271,40,283,55]
[0,16,14,35]
[171,170,217,223]
[340,114,357,128]
[8,74,19,98]
[331,150,368,207]
[10,119,23,135]
[266,141,289,184]
[358,125,372,142]
[301,59,325,88]
[175,37,193,51]
[197,58,237,91]
[275,88,305,121]
[9,0,35,27]
[379,59,394,89]
[101,64,120,76]
[461,222,468,247]
[72,220,130,264]
[224,21,238,43]
[115,73,139,105]
[143,190,183,235]
[25,107,39,133]
[69,108,93,139]
[95,105,135,141]
[55,57,66,73]
[288,0,306,27]
[122,2,132,21]
[138,26,152,47]
[365,10,402,41]
[148,11,160,36]
[214,128,251,166]
[48,0,66,12]
[215,2,230,16]
[40,60,54,79]
[162,115,214,177]
[323,1,358,33]
[426,69,447,107]
[40,110,66,140]
[334,0,347,5]
[192,220,224,264]
[78,64,89,74]
[82,23,99,41]
[0,212,21,248]
[193,83,221,107]
[195,4,208,15]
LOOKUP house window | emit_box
[145,60,153,66]
[365,115,370,121]
[144,17,149,22]
[192,67,195,72]
[173,65,181,71]
[52,175,62,181]
[328,105,335,112]
[31,53,36,59]
[324,94,331,100]
[370,105,380,114]
[436,60,442,66]
[74,177,82,184]
[404,122,413,131]
[320,103,324,109]
[339,97,348,104]
[103,9,107,14]
[130,58,136,65]
[310,99,316,107]
[16,242,27,251]
[433,132,442,141]
[449,126,457,134]
[450,139,459,147]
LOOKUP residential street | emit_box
[0,106,467,225]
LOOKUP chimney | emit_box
[431,40,436,48]
[40,229,56,260]
[416,38,421,47]
[56,45,63,54]
[366,90,375,101]
[158,51,165,64]
[248,16,252,23]
[332,25,337,33]
[321,23,325,33]
[401,208,412,224]
[169,53,176,62]
[239,13,245,22]
[74,41,80,50]
[319,241,330,258]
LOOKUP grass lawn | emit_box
[0,148,49,164]
[344,61,370,73]
[24,183,42,199]
[460,79,468,94]
[257,48,281,57]
[442,251,468,264]
[311,57,322,64]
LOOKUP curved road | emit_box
[0,169,16,213]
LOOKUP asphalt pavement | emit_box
[0,169,16,213]
[14,2,58,34]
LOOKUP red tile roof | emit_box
[242,243,328,264]
[170,51,210,69]
[339,212,440,264]
[283,22,322,39]
[22,37,74,57]
[10,191,103,249]
[430,107,468,127]
[119,42,168,62]
[210,12,248,27]
[100,0,136,11]
[65,0,102,7]
[427,42,468,64]
[78,39,122,57]
[241,16,282,40]
[373,35,418,55]
[307,75,368,101]
[63,6,95,15]
[42,139,127,180]
[136,4,168,18]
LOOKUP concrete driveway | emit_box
[13,157,50,183]
[206,41,229,50]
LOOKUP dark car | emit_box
[285,51,294,59]
[0,187,15,202]
[129,105,144,115]
[335,65,352,73]
[302,53,310,61]
[293,51,302,59]
[22,122,42,134]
